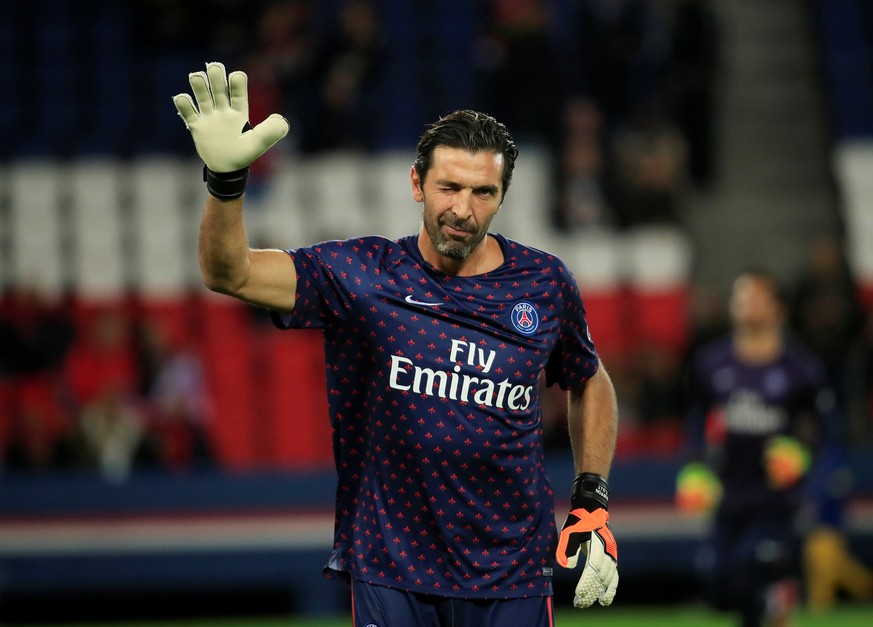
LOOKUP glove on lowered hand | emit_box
[556,472,618,608]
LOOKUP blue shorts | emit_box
[350,578,555,627]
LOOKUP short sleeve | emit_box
[271,244,352,330]
[543,269,599,389]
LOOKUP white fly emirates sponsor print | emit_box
[388,338,535,411]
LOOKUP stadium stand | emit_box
[1,0,871,621]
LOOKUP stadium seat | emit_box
[304,152,374,241]
[496,144,556,251]
[623,226,693,356]
[6,162,65,295]
[0,378,12,450]
[129,158,194,297]
[249,162,315,249]
[834,143,873,305]
[264,329,332,469]
[366,151,418,241]
[68,159,126,297]
[558,230,629,358]
[135,296,199,352]
[198,303,259,468]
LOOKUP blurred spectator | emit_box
[865,312,873,439]
[64,309,138,408]
[553,98,615,230]
[254,0,315,152]
[0,285,75,379]
[238,53,288,197]
[78,388,157,483]
[133,0,260,63]
[0,285,77,472]
[4,405,79,473]
[789,237,873,609]
[664,0,721,190]
[476,0,562,147]
[633,342,683,427]
[205,0,263,63]
[610,98,688,228]
[298,0,385,153]
[573,0,667,132]
[803,439,873,612]
[131,0,205,53]
[790,236,866,425]
[135,320,214,471]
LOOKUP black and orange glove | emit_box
[764,435,811,489]
[556,472,618,608]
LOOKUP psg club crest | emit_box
[510,301,539,335]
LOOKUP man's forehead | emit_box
[430,146,504,182]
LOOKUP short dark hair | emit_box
[735,267,787,306]
[414,110,519,198]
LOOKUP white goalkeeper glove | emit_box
[556,472,619,608]
[172,62,289,199]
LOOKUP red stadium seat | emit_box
[629,287,690,358]
[580,289,633,360]
[198,299,260,468]
[264,329,332,469]
[200,339,259,468]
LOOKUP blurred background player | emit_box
[173,62,619,627]
[676,269,836,627]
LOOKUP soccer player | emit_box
[173,62,619,627]
[677,270,835,627]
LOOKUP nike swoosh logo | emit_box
[405,294,442,307]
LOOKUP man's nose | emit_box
[453,189,473,219]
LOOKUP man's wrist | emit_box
[204,165,250,200]
[571,472,609,511]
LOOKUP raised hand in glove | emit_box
[556,472,618,608]
[172,62,289,199]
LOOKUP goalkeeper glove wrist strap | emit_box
[571,472,609,512]
[203,165,250,200]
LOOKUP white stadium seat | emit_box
[6,161,65,296]
[497,144,555,250]
[250,161,314,250]
[68,159,126,298]
[366,151,418,241]
[129,158,193,297]
[623,225,693,291]
[305,152,372,242]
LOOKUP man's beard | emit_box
[423,211,491,261]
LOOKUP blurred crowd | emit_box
[3,234,872,478]
[131,0,719,225]
[2,0,872,477]
[540,234,873,458]
[0,293,214,480]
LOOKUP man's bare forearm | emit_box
[199,194,251,294]
[567,364,618,478]
[198,194,298,312]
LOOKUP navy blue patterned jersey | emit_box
[686,336,832,518]
[272,233,599,598]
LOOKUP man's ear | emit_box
[410,165,424,202]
